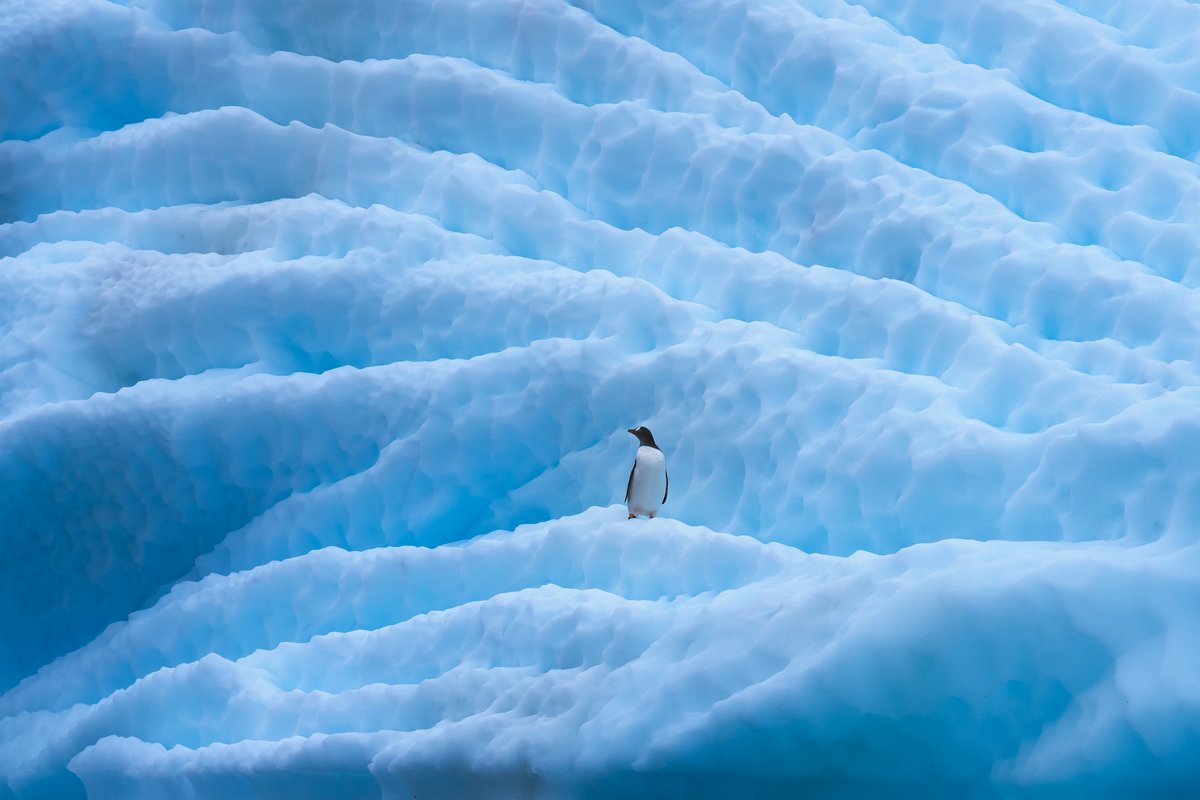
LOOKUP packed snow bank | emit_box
[3,0,1200,796]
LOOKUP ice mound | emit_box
[3,0,1200,796]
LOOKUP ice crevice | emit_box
[4,0,1200,796]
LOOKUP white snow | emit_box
[2,0,1199,796]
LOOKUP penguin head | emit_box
[627,426,660,449]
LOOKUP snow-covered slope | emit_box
[2,0,1199,796]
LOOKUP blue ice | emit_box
[2,0,1199,797]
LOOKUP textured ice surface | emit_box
[2,0,1200,797]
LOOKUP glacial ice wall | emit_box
[2,0,1199,797]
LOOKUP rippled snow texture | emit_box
[2,0,1200,797]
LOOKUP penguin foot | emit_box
[648,512,656,518]
[628,513,636,520]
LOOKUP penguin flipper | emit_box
[663,471,668,504]
[625,463,636,503]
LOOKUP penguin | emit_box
[625,426,668,519]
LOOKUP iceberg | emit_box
[1,0,1198,796]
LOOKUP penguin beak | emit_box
[627,428,637,435]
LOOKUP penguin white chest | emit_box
[627,446,667,517]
